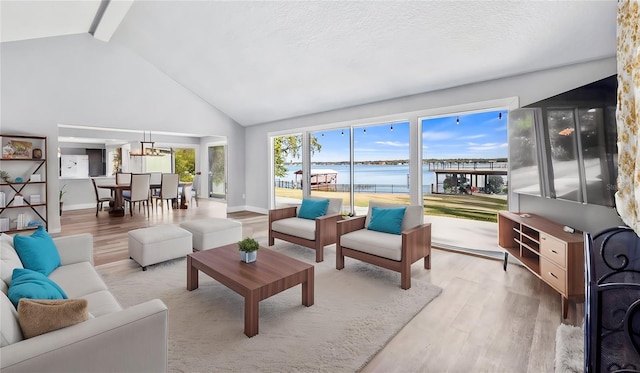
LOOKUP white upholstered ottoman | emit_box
[180,218,243,251]
[128,224,193,270]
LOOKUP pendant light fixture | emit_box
[130,131,164,157]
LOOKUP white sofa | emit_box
[0,232,168,373]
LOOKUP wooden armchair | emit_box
[336,201,431,289]
[268,197,343,262]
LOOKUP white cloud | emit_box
[422,131,456,140]
[374,141,409,147]
[460,134,485,140]
[467,142,508,151]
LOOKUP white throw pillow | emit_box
[0,291,23,346]
[1,233,24,287]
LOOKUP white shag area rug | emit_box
[555,324,584,373]
[98,243,442,373]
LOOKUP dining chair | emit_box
[91,178,112,216]
[116,172,132,185]
[154,173,179,210]
[149,172,162,205]
[123,173,151,216]
[149,172,162,186]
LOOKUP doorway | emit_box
[208,144,227,199]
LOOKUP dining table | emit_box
[98,182,190,216]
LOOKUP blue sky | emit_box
[422,110,508,159]
[292,110,508,162]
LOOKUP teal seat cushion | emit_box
[298,198,330,220]
[8,268,68,308]
[367,206,407,235]
[13,226,61,276]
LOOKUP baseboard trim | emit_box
[227,205,268,214]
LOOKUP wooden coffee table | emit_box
[186,244,314,337]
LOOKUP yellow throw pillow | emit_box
[17,298,89,339]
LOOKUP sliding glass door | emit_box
[208,144,226,199]
[421,110,508,222]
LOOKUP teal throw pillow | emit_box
[367,206,407,235]
[298,198,330,220]
[8,268,68,308]
[13,226,61,276]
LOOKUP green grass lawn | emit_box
[275,188,507,223]
[423,194,507,222]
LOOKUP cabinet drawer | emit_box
[541,258,567,295]
[540,233,567,268]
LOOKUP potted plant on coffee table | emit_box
[238,237,260,263]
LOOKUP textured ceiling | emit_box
[2,1,617,127]
[110,1,616,126]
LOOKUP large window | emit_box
[353,121,410,210]
[423,111,508,195]
[422,110,508,222]
[310,128,351,214]
[174,148,196,182]
[271,109,513,222]
[273,133,303,205]
[273,122,411,213]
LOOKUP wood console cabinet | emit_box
[498,211,584,318]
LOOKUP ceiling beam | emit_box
[91,0,134,42]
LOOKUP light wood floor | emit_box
[57,199,266,266]
[58,199,582,372]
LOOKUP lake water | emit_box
[282,164,417,182]
[281,164,431,194]
[279,163,506,194]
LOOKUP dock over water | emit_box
[431,168,507,194]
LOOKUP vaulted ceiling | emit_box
[1,1,617,127]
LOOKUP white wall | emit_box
[1,33,245,232]
[245,58,618,226]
